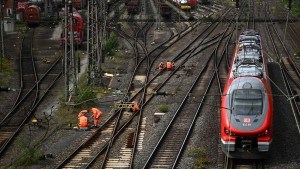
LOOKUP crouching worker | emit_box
[166,61,175,71]
[158,62,164,71]
[90,107,103,128]
[131,101,140,112]
[78,110,90,130]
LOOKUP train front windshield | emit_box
[232,89,263,115]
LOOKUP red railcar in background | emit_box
[23,4,41,25]
[173,0,197,10]
[60,11,84,48]
[72,0,87,9]
[17,1,29,11]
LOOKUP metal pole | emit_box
[64,1,68,100]
[69,1,76,94]
[87,0,90,84]
[0,4,4,71]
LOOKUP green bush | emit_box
[158,104,169,112]
[103,32,118,57]
[74,85,97,106]
[15,147,43,166]
[12,138,43,166]
[0,57,13,86]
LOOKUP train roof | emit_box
[231,30,264,79]
[240,29,260,36]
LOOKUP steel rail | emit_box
[56,8,233,168]
[265,14,300,134]
[0,28,63,157]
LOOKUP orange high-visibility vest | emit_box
[91,108,102,119]
[79,116,89,127]
[132,102,140,111]
[166,62,172,69]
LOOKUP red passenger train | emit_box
[220,29,273,159]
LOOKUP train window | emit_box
[7,8,12,16]
[232,89,263,115]
[73,19,78,25]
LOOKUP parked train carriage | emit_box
[126,0,140,14]
[23,4,41,26]
[158,0,172,17]
[29,0,45,11]
[173,0,197,10]
[220,29,273,159]
[17,1,29,11]
[72,0,87,9]
[60,11,84,48]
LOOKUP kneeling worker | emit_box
[158,62,164,70]
[78,110,89,130]
[166,61,174,71]
[90,107,103,127]
[131,101,140,112]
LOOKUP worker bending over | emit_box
[78,110,89,130]
[131,101,140,112]
[90,107,103,127]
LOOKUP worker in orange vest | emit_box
[131,101,140,112]
[90,107,103,127]
[166,61,172,70]
[158,62,164,70]
[78,109,88,118]
[78,110,89,130]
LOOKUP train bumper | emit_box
[257,141,271,152]
[221,139,271,159]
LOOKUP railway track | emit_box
[55,7,235,168]
[1,0,300,168]
[0,28,62,158]
[142,25,235,168]
[265,14,300,134]
[55,0,298,167]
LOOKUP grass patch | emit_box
[187,147,210,169]
[55,76,112,126]
[0,57,13,86]
[271,6,277,13]
[16,22,28,34]
[158,104,169,112]
[174,85,181,94]
[202,15,214,23]
[101,65,116,74]
[11,138,43,167]
[294,50,300,58]
[103,32,119,59]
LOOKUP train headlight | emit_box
[257,129,270,136]
[224,128,236,136]
[264,129,269,135]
